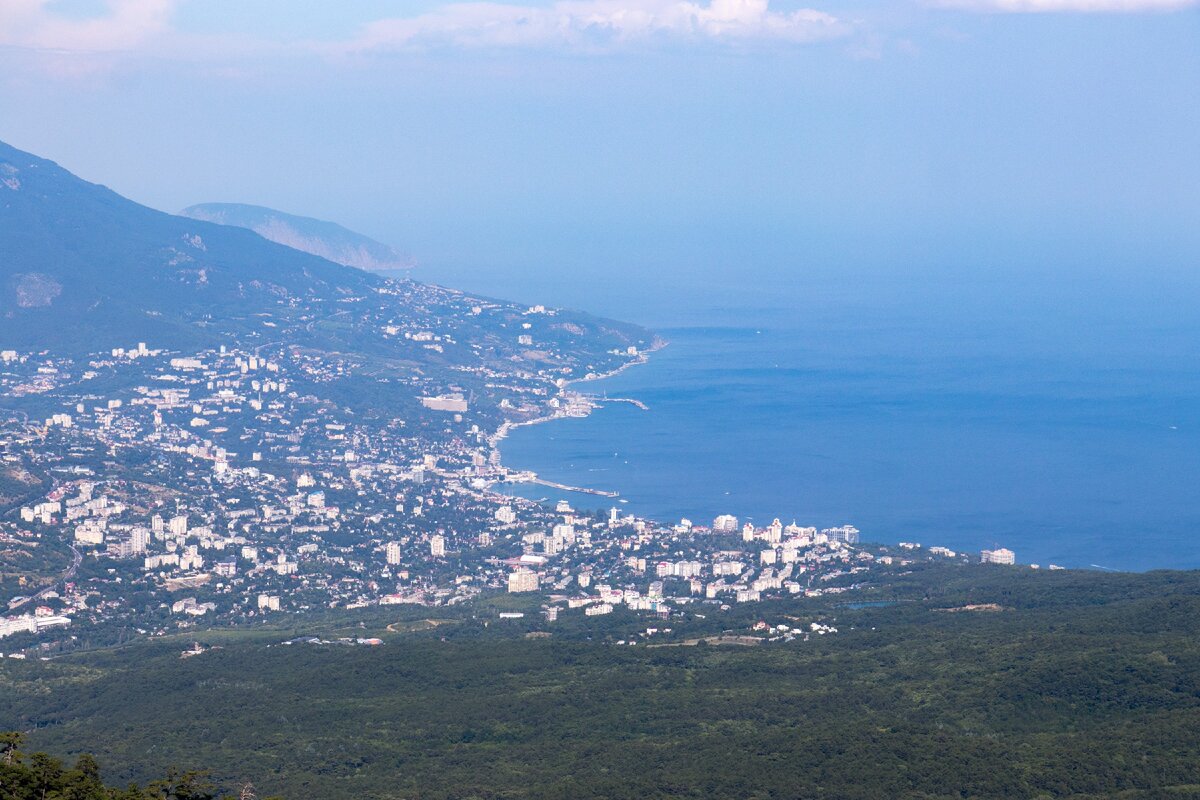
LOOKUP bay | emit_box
[487,271,1200,572]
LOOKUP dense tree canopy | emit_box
[5,567,1200,799]
[0,733,242,800]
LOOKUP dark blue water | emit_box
[489,271,1200,572]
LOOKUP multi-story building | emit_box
[507,569,539,593]
[981,548,1015,565]
[130,527,150,554]
[712,514,738,533]
[823,525,861,545]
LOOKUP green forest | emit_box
[5,566,1200,799]
[0,732,271,800]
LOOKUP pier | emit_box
[581,393,649,411]
[523,476,620,498]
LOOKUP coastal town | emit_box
[0,281,1018,654]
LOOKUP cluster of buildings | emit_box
[0,278,1021,651]
[0,279,650,645]
[0,605,70,643]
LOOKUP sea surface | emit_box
[423,265,1200,572]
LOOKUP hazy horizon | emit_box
[1,0,1197,312]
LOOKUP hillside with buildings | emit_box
[0,140,646,365]
[2,140,1182,800]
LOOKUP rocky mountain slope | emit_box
[179,202,413,272]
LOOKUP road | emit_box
[7,544,80,613]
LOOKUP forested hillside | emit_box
[4,567,1200,799]
[0,733,261,800]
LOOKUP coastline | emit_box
[562,333,669,390]
[485,335,667,498]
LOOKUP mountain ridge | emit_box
[0,140,380,352]
[179,202,414,273]
[0,139,652,411]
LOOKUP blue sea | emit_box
[426,264,1200,572]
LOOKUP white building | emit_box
[507,569,539,593]
[981,548,1016,565]
[0,616,38,639]
[712,514,739,533]
[130,527,151,554]
[824,525,860,545]
[74,523,104,545]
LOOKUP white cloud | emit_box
[0,0,847,79]
[0,0,176,52]
[339,0,850,52]
[929,0,1197,12]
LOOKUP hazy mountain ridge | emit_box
[0,141,376,352]
[179,202,414,272]
[0,139,651,423]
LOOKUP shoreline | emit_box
[478,340,1029,571]
[485,336,667,499]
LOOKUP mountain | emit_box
[0,140,651,389]
[179,202,413,272]
[0,140,378,353]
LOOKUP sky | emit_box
[0,0,1198,312]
